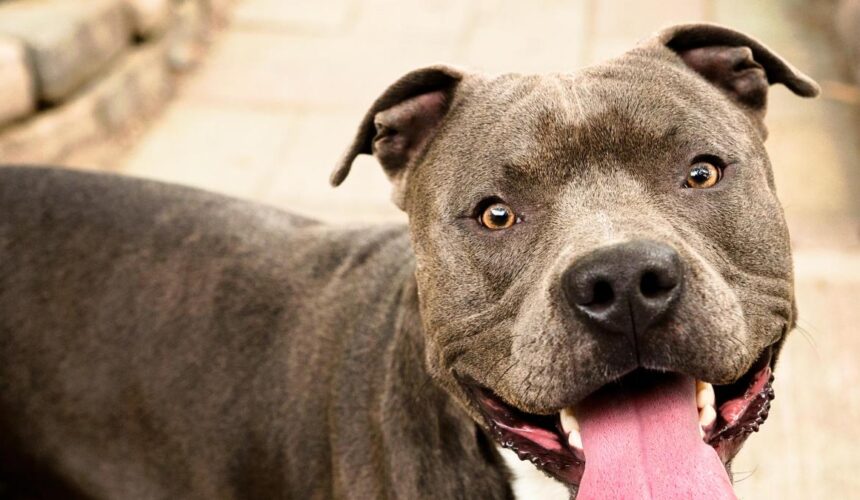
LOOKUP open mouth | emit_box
[467,346,774,497]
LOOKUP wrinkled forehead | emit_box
[451,56,756,177]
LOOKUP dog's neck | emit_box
[355,268,514,499]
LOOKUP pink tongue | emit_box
[576,373,736,500]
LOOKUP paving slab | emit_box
[259,110,404,223]
[352,0,473,45]
[234,0,353,34]
[178,29,458,113]
[121,101,298,200]
[459,0,590,73]
[585,0,710,64]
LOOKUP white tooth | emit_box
[568,429,584,450]
[696,381,715,409]
[699,404,717,429]
[699,426,705,439]
[560,407,583,450]
[560,407,580,434]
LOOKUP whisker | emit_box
[730,467,757,483]
[791,324,821,358]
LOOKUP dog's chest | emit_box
[498,446,569,500]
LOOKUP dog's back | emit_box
[0,167,416,499]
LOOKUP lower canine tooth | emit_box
[560,407,579,434]
[699,404,717,428]
[696,381,715,409]
[568,429,583,450]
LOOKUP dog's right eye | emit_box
[478,201,518,230]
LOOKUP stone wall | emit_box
[0,0,234,166]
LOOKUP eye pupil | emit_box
[489,207,509,223]
[692,166,711,182]
[480,202,516,229]
[686,162,721,189]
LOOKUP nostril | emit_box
[564,241,683,335]
[639,270,676,299]
[588,280,615,308]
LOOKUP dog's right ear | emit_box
[330,65,464,210]
[655,23,819,137]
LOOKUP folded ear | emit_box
[330,65,464,209]
[656,23,819,135]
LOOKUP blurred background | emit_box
[0,0,857,498]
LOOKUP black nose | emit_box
[564,240,683,338]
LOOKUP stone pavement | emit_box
[113,0,859,497]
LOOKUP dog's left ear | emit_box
[330,65,464,209]
[656,23,819,135]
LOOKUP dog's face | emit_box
[334,24,818,497]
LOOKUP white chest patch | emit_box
[498,446,570,500]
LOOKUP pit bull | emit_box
[0,23,819,499]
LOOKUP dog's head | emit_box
[333,23,818,497]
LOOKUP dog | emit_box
[0,23,818,499]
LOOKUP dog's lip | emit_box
[707,345,776,462]
[459,345,776,490]
[465,383,585,487]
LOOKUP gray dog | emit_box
[0,23,818,499]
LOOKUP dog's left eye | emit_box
[478,201,518,230]
[685,161,722,189]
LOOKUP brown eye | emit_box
[479,202,517,230]
[685,162,722,189]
